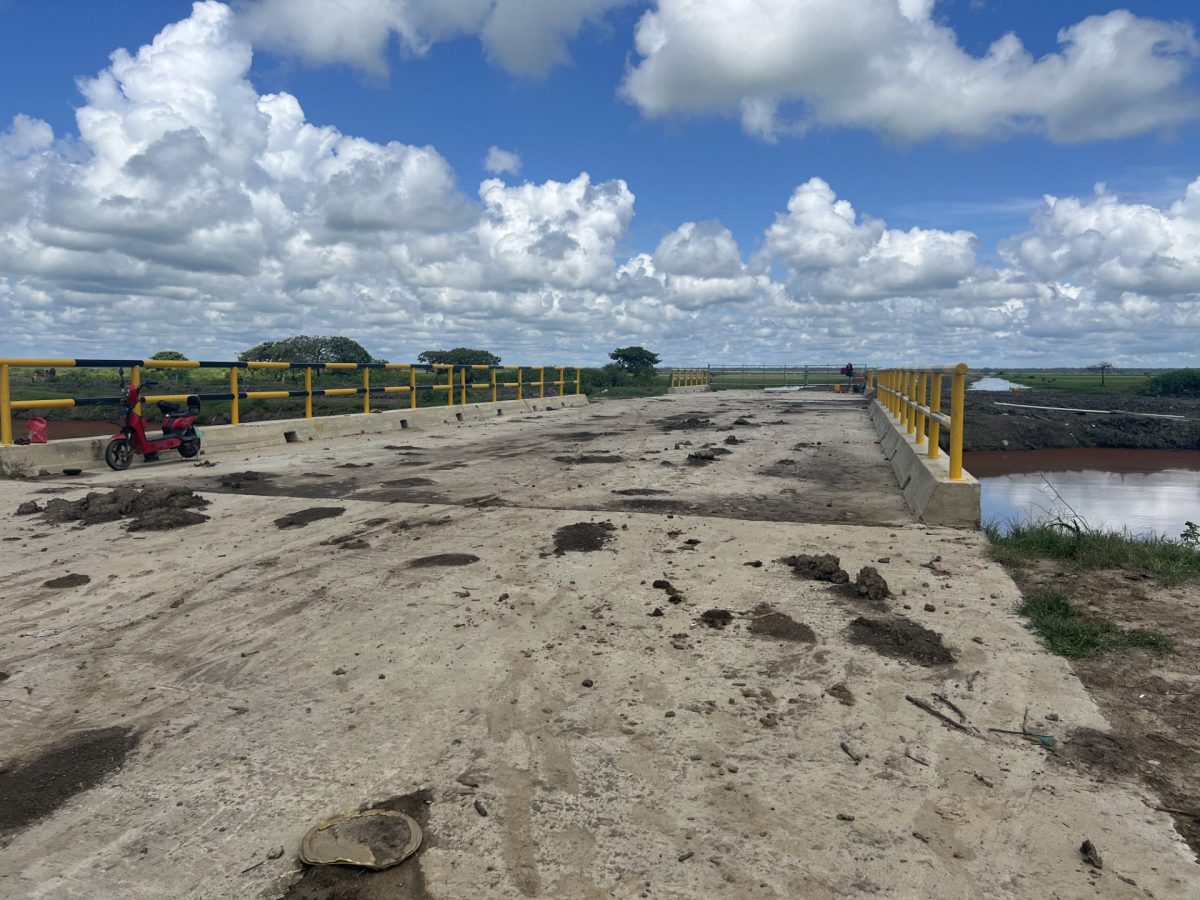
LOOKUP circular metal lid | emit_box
[299,809,423,870]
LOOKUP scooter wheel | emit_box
[178,439,200,459]
[105,438,134,471]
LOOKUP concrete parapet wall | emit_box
[667,385,711,394]
[0,394,588,478]
[868,400,980,528]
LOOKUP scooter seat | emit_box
[157,400,182,415]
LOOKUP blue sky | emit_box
[1,1,1200,365]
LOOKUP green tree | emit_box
[240,335,376,365]
[608,346,660,379]
[151,350,188,360]
[1095,361,1114,386]
[418,348,501,367]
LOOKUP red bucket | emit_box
[26,418,48,444]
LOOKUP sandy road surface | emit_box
[0,392,1194,899]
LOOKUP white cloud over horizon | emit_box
[1,1,1200,367]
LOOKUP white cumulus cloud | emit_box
[3,1,1200,366]
[622,0,1200,143]
[235,0,636,77]
[483,146,521,175]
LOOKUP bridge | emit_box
[0,382,1193,897]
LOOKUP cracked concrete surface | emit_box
[0,391,1194,899]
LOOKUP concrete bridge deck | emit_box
[0,392,1193,898]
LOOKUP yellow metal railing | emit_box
[0,357,584,446]
[874,364,968,480]
[669,368,710,388]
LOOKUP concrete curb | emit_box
[0,394,589,478]
[667,385,711,394]
[868,400,980,528]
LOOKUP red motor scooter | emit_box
[105,374,203,470]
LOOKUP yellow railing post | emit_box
[305,367,313,418]
[491,367,498,403]
[447,367,454,407]
[460,367,467,406]
[539,366,545,399]
[410,365,417,409]
[558,366,564,397]
[0,363,11,446]
[575,367,581,395]
[517,367,523,400]
[950,363,967,480]
[131,364,142,416]
[905,370,916,434]
[928,373,943,459]
[230,367,240,425]
[915,370,927,445]
[363,367,371,415]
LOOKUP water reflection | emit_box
[981,467,1200,537]
[969,377,1028,392]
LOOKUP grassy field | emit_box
[995,371,1152,394]
[707,367,851,390]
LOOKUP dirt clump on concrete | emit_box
[611,488,669,496]
[827,683,856,706]
[746,603,816,642]
[783,553,850,584]
[274,507,345,530]
[382,477,437,487]
[283,789,433,900]
[686,451,718,466]
[652,578,686,604]
[16,501,40,516]
[847,616,954,666]
[658,416,713,431]
[0,727,138,835]
[218,471,277,490]
[700,609,733,629]
[723,436,744,445]
[408,553,480,568]
[553,521,616,554]
[43,573,90,589]
[41,486,210,530]
[854,566,890,603]
[553,454,625,464]
[127,508,210,531]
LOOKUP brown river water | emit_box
[967,448,1200,537]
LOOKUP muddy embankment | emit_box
[962,388,1200,452]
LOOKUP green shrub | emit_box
[1141,368,1200,397]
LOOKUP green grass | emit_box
[1017,588,1173,658]
[985,522,1200,587]
[708,369,848,390]
[997,372,1150,395]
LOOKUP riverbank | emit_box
[986,525,1200,857]
[964,387,1200,452]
